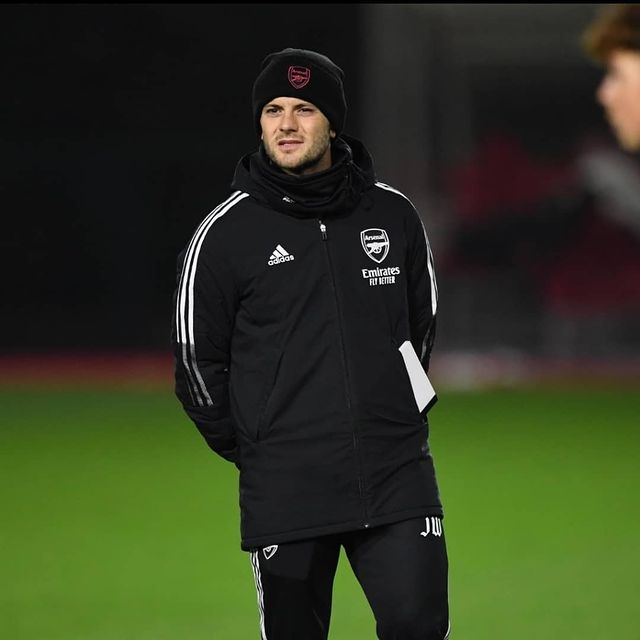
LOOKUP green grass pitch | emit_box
[1,387,639,639]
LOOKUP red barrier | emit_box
[0,352,174,389]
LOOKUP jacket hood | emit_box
[230,134,376,218]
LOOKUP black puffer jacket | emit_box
[173,136,442,550]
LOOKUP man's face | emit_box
[597,50,640,151]
[260,97,335,176]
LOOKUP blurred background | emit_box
[2,4,639,640]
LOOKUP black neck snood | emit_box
[245,137,371,218]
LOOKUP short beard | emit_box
[264,130,332,176]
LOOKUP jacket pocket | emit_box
[254,349,285,441]
[397,340,436,413]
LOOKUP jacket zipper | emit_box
[318,219,370,529]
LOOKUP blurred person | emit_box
[583,4,640,151]
[581,5,640,239]
[171,48,449,640]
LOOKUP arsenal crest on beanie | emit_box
[252,48,347,136]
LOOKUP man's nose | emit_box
[279,111,298,130]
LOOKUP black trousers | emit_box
[249,517,450,640]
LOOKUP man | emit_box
[172,48,449,640]
[583,4,640,151]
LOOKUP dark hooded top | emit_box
[172,135,442,550]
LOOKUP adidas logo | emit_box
[268,244,295,266]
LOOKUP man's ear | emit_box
[330,129,336,139]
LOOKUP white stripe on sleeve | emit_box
[375,182,437,315]
[176,191,249,406]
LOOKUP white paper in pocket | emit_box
[398,340,436,413]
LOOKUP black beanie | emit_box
[252,48,347,135]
